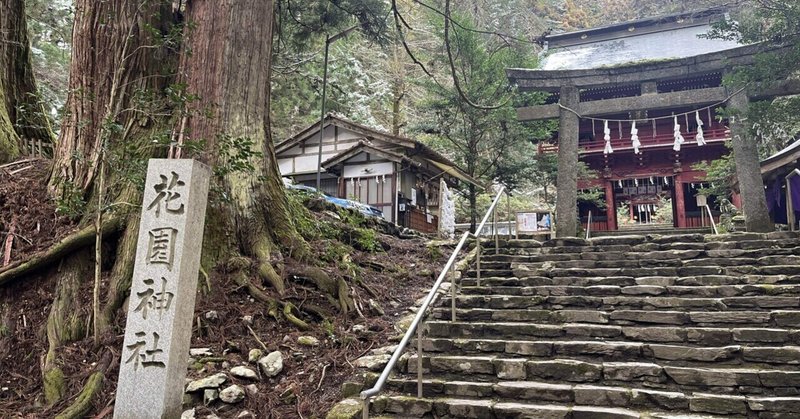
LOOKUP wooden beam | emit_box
[516,87,727,121]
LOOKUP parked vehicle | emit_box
[284,182,383,218]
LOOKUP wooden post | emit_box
[605,180,616,231]
[675,175,686,228]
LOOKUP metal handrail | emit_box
[360,186,507,418]
[586,211,592,240]
[704,204,719,235]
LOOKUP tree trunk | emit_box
[0,0,52,163]
[48,0,173,198]
[468,183,477,232]
[179,0,307,294]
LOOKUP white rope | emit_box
[695,110,707,146]
[631,121,641,154]
[673,116,685,152]
[603,120,613,154]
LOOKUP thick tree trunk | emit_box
[180,0,307,294]
[48,0,172,197]
[555,85,580,237]
[0,0,52,162]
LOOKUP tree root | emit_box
[0,216,122,286]
[54,371,103,419]
[229,257,310,330]
[283,302,310,330]
[54,350,111,419]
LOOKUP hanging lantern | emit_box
[631,121,641,154]
[664,176,669,185]
[673,116,685,151]
[635,178,639,186]
[618,180,622,187]
[695,110,706,146]
[603,120,613,154]
[650,176,654,185]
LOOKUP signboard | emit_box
[516,211,553,234]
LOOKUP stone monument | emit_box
[114,159,210,419]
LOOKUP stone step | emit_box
[505,265,800,279]
[442,294,800,310]
[419,337,800,364]
[371,395,681,419]
[481,242,800,259]
[441,294,800,312]
[457,284,800,298]
[401,355,800,391]
[384,378,796,416]
[431,308,800,327]
[424,321,800,346]
[460,274,800,288]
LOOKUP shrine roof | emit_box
[539,9,742,71]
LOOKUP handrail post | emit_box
[506,192,512,238]
[476,236,481,287]
[416,322,423,397]
[494,208,499,255]
[363,397,370,419]
[450,266,457,322]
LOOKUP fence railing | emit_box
[359,187,510,418]
[22,138,53,158]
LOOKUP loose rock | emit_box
[298,336,320,347]
[220,385,246,403]
[186,373,227,392]
[258,351,284,377]
[230,366,258,380]
[248,348,263,363]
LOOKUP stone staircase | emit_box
[368,232,800,418]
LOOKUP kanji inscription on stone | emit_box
[114,159,210,419]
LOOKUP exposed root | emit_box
[283,302,310,330]
[54,350,111,419]
[252,238,286,296]
[0,217,122,287]
[229,256,310,330]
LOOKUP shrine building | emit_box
[508,9,757,233]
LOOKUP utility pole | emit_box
[316,25,359,191]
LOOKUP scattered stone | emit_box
[326,398,362,419]
[205,310,219,321]
[244,384,259,397]
[186,373,227,392]
[220,385,246,403]
[242,315,254,325]
[353,354,391,371]
[181,409,196,419]
[369,299,385,315]
[190,348,214,357]
[258,351,284,377]
[230,366,258,380]
[298,336,320,347]
[248,348,263,363]
[203,389,218,405]
[351,324,368,334]
[237,411,255,418]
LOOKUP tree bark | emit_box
[48,0,173,197]
[556,85,580,237]
[728,90,772,232]
[179,0,308,294]
[0,0,52,162]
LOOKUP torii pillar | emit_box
[728,90,772,232]
[555,85,580,237]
